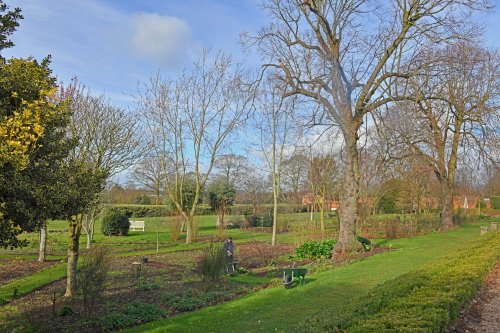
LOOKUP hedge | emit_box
[297,230,500,333]
[101,204,308,218]
[490,196,500,210]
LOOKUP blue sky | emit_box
[3,1,499,107]
[3,0,267,106]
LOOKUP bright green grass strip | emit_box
[0,262,73,302]
[228,274,275,286]
[124,222,494,333]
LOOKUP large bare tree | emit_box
[246,0,491,255]
[383,42,499,229]
[140,50,252,244]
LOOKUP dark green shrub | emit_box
[197,241,226,284]
[100,301,165,331]
[245,212,274,228]
[101,211,129,236]
[295,240,336,259]
[357,236,372,251]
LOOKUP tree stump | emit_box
[480,226,488,236]
[490,222,497,231]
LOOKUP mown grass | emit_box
[299,230,500,332]
[124,221,495,333]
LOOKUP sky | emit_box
[3,0,499,108]
[3,0,267,106]
[2,0,499,184]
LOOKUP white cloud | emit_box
[129,13,194,67]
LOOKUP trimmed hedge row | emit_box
[297,230,500,333]
[101,204,308,218]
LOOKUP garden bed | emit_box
[0,244,293,332]
[0,259,60,286]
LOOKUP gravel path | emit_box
[448,260,500,333]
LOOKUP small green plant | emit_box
[57,305,75,317]
[11,286,19,298]
[101,211,130,236]
[294,240,336,259]
[137,278,160,291]
[356,236,372,251]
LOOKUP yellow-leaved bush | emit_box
[0,87,59,168]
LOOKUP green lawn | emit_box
[125,221,495,333]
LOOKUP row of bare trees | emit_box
[243,0,497,256]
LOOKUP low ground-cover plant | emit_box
[161,290,230,312]
[101,211,130,236]
[356,236,372,251]
[100,301,165,331]
[297,231,500,332]
[294,240,336,259]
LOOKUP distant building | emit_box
[302,193,339,211]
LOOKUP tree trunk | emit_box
[38,224,47,262]
[271,194,278,246]
[320,190,325,233]
[83,207,97,249]
[333,127,362,257]
[65,216,82,297]
[185,215,193,244]
[156,224,160,254]
[85,231,91,250]
[439,181,454,230]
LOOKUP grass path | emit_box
[125,222,492,333]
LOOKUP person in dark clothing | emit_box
[224,238,235,274]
